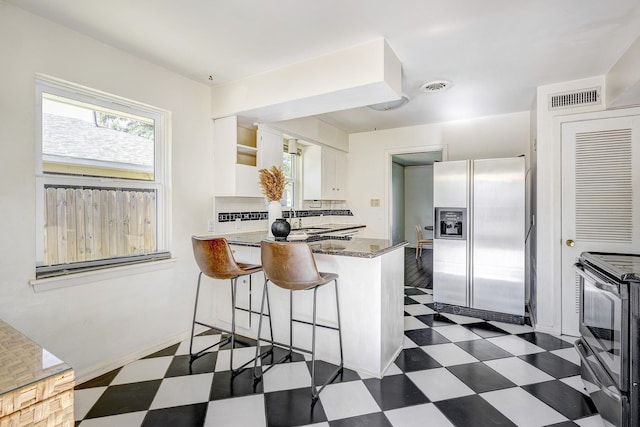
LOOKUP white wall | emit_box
[607,34,640,108]
[404,166,434,246]
[534,76,606,334]
[0,2,213,381]
[348,112,530,239]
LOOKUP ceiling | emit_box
[393,152,442,167]
[10,0,640,134]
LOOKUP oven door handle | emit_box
[574,339,622,403]
[574,264,620,296]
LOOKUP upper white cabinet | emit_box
[257,126,284,170]
[213,116,283,197]
[303,145,348,200]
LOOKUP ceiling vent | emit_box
[421,80,452,93]
[548,87,601,110]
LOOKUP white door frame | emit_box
[385,144,446,242]
[547,106,640,336]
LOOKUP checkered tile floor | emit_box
[74,287,605,426]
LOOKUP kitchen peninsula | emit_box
[198,224,407,377]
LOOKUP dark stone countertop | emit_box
[206,224,407,258]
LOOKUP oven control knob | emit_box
[566,239,575,247]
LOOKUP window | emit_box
[35,76,170,278]
[281,150,296,208]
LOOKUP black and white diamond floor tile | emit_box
[75,286,606,427]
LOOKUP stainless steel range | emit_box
[574,252,640,427]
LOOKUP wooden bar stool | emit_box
[190,236,264,373]
[253,240,344,405]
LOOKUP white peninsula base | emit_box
[195,240,405,378]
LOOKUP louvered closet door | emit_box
[561,115,640,336]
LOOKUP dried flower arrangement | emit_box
[258,166,285,202]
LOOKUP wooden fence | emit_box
[43,187,156,265]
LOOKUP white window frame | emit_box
[34,75,172,277]
[281,149,299,208]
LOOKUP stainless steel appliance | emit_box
[574,252,640,427]
[433,157,525,322]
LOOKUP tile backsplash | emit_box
[218,209,353,222]
[213,198,357,234]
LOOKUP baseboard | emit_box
[435,303,525,325]
[378,344,403,379]
[74,328,193,385]
[533,324,562,336]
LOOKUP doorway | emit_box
[390,149,443,288]
[390,150,443,245]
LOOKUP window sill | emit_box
[30,258,177,292]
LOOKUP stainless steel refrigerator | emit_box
[433,157,525,321]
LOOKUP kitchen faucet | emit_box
[289,208,302,229]
[289,208,296,228]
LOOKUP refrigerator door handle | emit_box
[467,159,473,308]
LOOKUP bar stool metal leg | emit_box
[265,280,274,348]
[253,278,270,382]
[311,279,344,405]
[334,279,344,365]
[190,273,235,363]
[189,272,204,359]
[230,274,275,376]
[245,273,274,340]
[311,286,319,402]
[229,277,237,372]
[289,289,294,357]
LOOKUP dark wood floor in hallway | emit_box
[405,247,432,288]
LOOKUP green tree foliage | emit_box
[95,112,154,140]
[282,152,293,177]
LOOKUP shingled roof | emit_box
[42,113,153,169]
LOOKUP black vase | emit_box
[271,218,291,241]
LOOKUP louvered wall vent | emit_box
[548,87,601,110]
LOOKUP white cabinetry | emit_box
[303,145,348,200]
[213,116,283,197]
[257,126,284,170]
